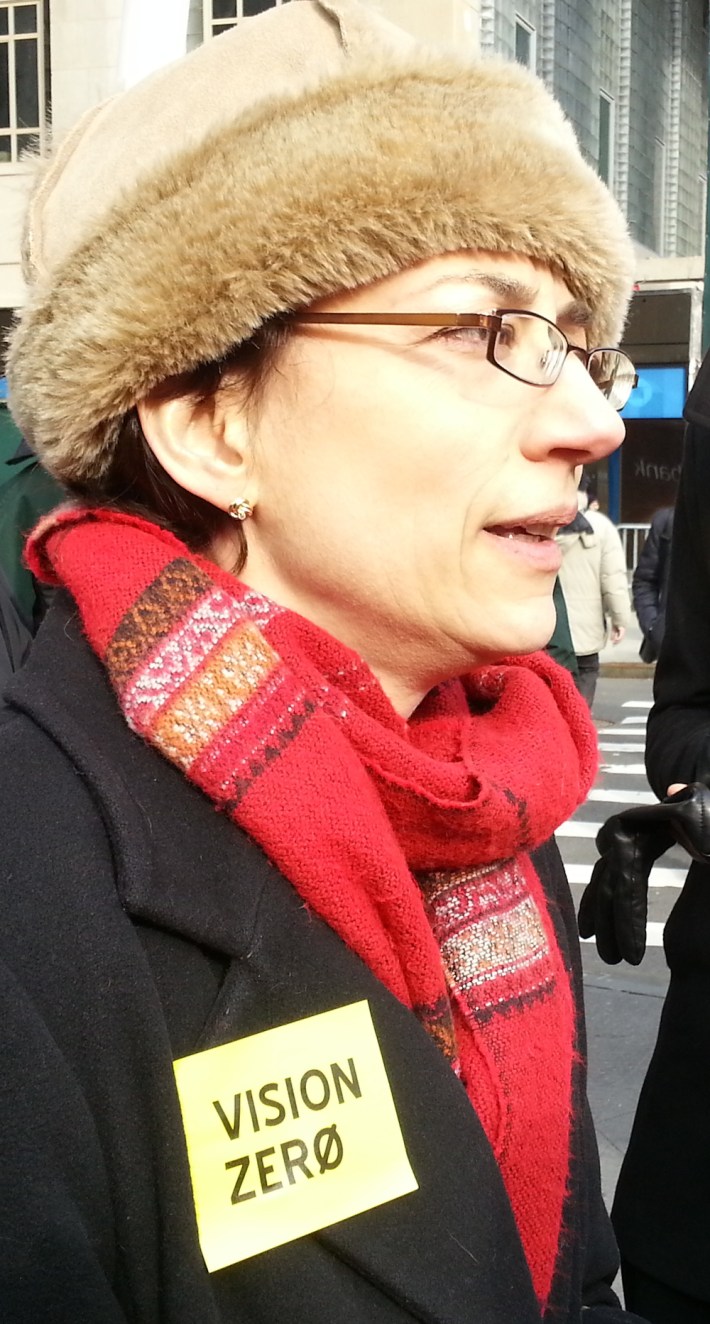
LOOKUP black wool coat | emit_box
[0,562,32,693]
[613,353,710,1302]
[631,507,674,663]
[0,599,639,1324]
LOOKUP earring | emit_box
[228,499,254,522]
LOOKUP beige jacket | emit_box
[557,509,631,657]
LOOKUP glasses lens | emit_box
[494,313,567,387]
[587,350,637,410]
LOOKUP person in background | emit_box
[0,438,63,636]
[0,383,26,475]
[546,578,580,679]
[557,476,631,707]
[0,432,61,702]
[611,352,710,1324]
[0,3,643,1321]
[0,563,32,701]
[631,506,674,665]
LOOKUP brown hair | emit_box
[66,319,290,572]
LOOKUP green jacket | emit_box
[0,440,63,630]
[0,406,24,484]
[546,578,579,678]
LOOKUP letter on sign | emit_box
[173,1000,418,1271]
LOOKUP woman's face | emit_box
[222,252,625,711]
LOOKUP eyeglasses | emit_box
[292,309,637,411]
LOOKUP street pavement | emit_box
[555,670,689,1212]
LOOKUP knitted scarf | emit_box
[28,507,598,1309]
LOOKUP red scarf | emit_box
[29,507,597,1308]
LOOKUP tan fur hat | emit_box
[7,0,634,486]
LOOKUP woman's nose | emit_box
[525,352,626,465]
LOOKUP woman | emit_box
[0,2,641,1320]
[612,351,710,1323]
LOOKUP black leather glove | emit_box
[577,782,710,965]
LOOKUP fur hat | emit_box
[7,0,634,486]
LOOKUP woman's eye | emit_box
[496,324,517,348]
[434,324,489,351]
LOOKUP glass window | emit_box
[15,127,36,153]
[14,4,35,33]
[0,40,9,127]
[204,0,287,40]
[15,36,38,126]
[0,2,48,163]
[514,17,535,69]
[654,138,666,254]
[598,92,614,185]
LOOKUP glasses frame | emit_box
[292,309,637,408]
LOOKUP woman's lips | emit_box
[483,524,562,572]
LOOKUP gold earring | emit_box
[228,499,253,521]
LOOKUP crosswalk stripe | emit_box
[566,863,685,888]
[556,820,602,838]
[588,787,656,805]
[599,763,647,775]
[621,716,648,725]
[622,700,653,709]
[598,742,645,752]
[582,921,664,948]
[602,738,647,745]
[600,728,647,737]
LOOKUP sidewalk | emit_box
[599,615,652,678]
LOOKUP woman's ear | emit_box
[137,391,255,512]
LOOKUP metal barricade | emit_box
[617,523,650,576]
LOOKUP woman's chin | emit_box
[470,604,558,662]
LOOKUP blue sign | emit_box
[0,377,7,402]
[621,365,687,420]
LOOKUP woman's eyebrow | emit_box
[418,271,539,305]
[558,298,593,328]
[410,276,594,328]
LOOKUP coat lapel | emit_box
[196,875,541,1323]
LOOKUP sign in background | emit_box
[619,420,684,523]
[620,365,687,421]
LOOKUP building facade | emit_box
[0,0,708,517]
[484,0,708,260]
[1,0,707,314]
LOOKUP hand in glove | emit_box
[577,782,710,965]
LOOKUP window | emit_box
[514,16,535,70]
[654,137,666,254]
[598,91,614,185]
[203,0,287,41]
[0,1,48,165]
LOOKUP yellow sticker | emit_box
[173,1000,418,1272]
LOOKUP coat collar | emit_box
[6,595,269,958]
